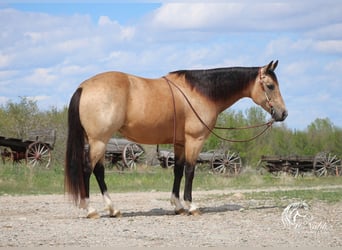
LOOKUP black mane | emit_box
[171,67,260,101]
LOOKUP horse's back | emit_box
[80,71,131,90]
[77,71,177,144]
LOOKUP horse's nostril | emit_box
[282,110,288,120]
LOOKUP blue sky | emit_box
[0,1,341,130]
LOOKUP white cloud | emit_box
[325,59,342,72]
[58,64,94,76]
[0,96,9,106]
[282,60,316,77]
[24,31,44,43]
[148,2,342,32]
[97,15,135,41]
[0,8,136,71]
[0,53,11,68]
[0,3,342,130]
[24,68,57,86]
[313,40,342,54]
[98,15,115,26]
[0,70,17,80]
[150,3,242,30]
[265,38,314,58]
[305,23,342,40]
[27,95,50,102]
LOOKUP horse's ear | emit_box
[266,60,278,72]
[272,60,278,71]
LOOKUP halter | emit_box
[259,67,274,116]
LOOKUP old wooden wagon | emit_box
[0,129,56,168]
[102,138,145,170]
[258,152,341,177]
[156,146,242,176]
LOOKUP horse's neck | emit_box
[169,68,257,114]
[216,81,254,113]
[216,93,246,114]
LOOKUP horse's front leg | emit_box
[93,163,121,217]
[184,162,200,215]
[182,136,206,215]
[171,160,185,214]
[170,145,187,215]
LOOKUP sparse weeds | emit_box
[0,163,341,203]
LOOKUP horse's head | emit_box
[251,60,288,122]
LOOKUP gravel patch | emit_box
[0,191,341,247]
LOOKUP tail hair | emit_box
[64,87,86,205]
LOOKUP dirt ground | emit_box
[0,189,341,247]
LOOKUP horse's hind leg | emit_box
[93,162,121,217]
[81,140,121,218]
[79,145,100,218]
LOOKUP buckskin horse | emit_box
[65,60,287,218]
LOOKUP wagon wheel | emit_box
[104,153,117,169]
[166,152,175,168]
[256,159,270,175]
[26,142,51,168]
[158,157,167,168]
[122,143,145,170]
[282,161,299,177]
[211,150,242,176]
[104,153,124,170]
[1,147,13,164]
[104,153,113,169]
[269,164,283,176]
[314,152,341,177]
[257,160,279,176]
[288,165,301,177]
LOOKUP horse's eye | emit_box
[267,84,275,90]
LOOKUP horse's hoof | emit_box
[175,208,187,215]
[189,209,202,216]
[106,206,122,218]
[110,209,122,218]
[86,211,100,219]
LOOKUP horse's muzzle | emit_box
[273,109,288,122]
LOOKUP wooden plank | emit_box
[106,138,131,153]
[27,129,56,148]
[261,155,315,163]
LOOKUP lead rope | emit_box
[163,76,274,143]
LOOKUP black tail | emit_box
[65,87,86,205]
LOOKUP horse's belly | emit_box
[119,116,177,144]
